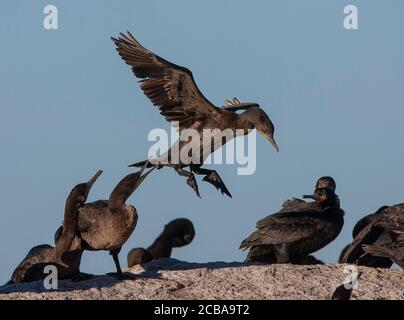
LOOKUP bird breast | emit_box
[78,201,138,251]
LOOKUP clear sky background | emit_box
[0,0,403,284]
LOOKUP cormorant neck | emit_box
[147,233,174,259]
[321,195,340,209]
[109,173,141,211]
[64,189,84,218]
[236,109,256,131]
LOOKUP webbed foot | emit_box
[203,171,232,198]
[187,174,201,198]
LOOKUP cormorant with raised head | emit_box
[55,163,154,279]
[8,171,102,283]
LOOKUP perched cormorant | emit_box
[9,171,101,283]
[55,163,154,279]
[340,204,404,267]
[240,184,344,263]
[338,206,393,268]
[127,218,195,267]
[53,170,103,264]
[112,32,279,198]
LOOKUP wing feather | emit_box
[112,32,219,131]
[240,211,323,249]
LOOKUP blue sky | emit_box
[0,0,403,283]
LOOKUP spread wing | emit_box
[240,212,322,249]
[112,32,220,131]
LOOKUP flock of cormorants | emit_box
[5,32,403,286]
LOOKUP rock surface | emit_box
[0,259,403,300]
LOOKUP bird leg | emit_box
[111,248,123,275]
[174,167,201,198]
[107,248,135,280]
[190,165,232,198]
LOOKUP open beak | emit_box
[87,170,103,189]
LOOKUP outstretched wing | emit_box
[112,32,220,131]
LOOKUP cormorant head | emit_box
[164,218,196,247]
[67,170,103,208]
[109,162,155,208]
[224,98,278,152]
[315,176,336,192]
[127,248,153,267]
[245,105,279,152]
[303,187,340,208]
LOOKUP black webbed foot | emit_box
[202,171,232,198]
[187,174,201,198]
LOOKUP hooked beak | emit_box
[268,136,279,152]
[258,130,279,152]
[87,170,103,189]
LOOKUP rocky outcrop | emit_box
[0,259,403,300]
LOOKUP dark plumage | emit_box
[244,197,328,265]
[363,232,404,268]
[245,245,324,265]
[112,32,279,198]
[338,206,393,268]
[9,171,101,283]
[127,218,195,267]
[127,248,153,267]
[340,204,404,267]
[53,170,102,264]
[240,184,344,263]
[314,176,336,192]
[55,163,154,278]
